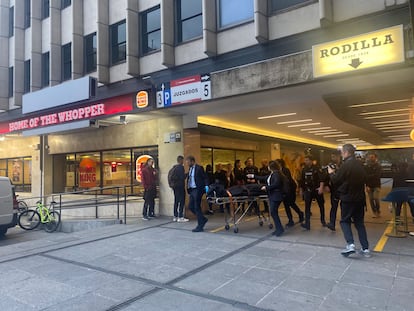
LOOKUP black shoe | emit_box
[272,230,284,237]
[192,227,204,232]
[285,221,295,228]
[298,213,304,223]
[201,217,208,228]
[326,223,336,231]
[206,210,214,215]
[321,222,327,227]
[301,223,310,230]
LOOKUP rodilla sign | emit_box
[0,94,135,135]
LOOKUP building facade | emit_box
[0,0,413,215]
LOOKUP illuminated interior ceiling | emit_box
[178,65,414,150]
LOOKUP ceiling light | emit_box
[382,129,412,133]
[308,129,339,134]
[376,125,412,130]
[257,113,297,120]
[277,119,312,125]
[323,134,350,138]
[388,134,409,138]
[364,113,409,120]
[359,108,410,116]
[287,122,321,128]
[337,138,360,141]
[300,127,331,131]
[371,119,410,125]
[314,131,343,135]
[349,99,410,108]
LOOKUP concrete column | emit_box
[202,0,217,57]
[72,0,84,78]
[13,0,25,106]
[97,0,109,84]
[320,0,333,27]
[31,0,42,91]
[161,0,175,68]
[50,0,62,85]
[0,0,10,109]
[157,116,184,216]
[254,0,268,43]
[126,0,139,76]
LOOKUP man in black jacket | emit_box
[365,152,382,218]
[328,144,370,257]
[186,155,208,232]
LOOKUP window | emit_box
[8,67,13,98]
[84,33,97,73]
[9,6,14,37]
[62,43,72,81]
[24,60,30,94]
[42,0,49,19]
[271,0,310,12]
[141,6,161,55]
[61,0,71,9]
[24,0,31,28]
[0,157,32,192]
[110,20,126,64]
[41,52,50,88]
[176,0,202,43]
[219,0,254,28]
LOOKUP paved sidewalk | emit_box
[0,210,413,311]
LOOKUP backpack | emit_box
[167,165,179,188]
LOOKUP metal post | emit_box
[124,186,127,225]
[95,189,98,219]
[117,187,120,220]
[386,202,406,238]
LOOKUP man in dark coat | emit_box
[328,144,370,257]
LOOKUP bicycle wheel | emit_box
[44,211,61,233]
[17,200,28,213]
[18,209,41,230]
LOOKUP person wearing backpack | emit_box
[168,155,188,222]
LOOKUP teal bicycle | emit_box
[18,200,61,233]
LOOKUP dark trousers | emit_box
[188,188,207,228]
[143,187,156,217]
[340,201,369,249]
[283,194,304,223]
[269,200,284,234]
[173,187,185,218]
[395,201,414,217]
[303,190,325,228]
[329,193,340,227]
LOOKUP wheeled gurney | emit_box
[206,184,273,233]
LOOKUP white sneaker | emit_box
[341,243,355,257]
[172,217,178,222]
[359,249,371,258]
[177,217,189,222]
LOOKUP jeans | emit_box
[188,188,207,228]
[367,187,381,214]
[303,190,325,228]
[143,187,156,217]
[340,201,369,249]
[173,187,185,218]
[283,196,304,223]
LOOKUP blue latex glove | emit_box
[205,186,209,193]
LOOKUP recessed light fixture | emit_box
[359,108,410,116]
[300,127,332,131]
[308,129,339,134]
[323,134,350,138]
[314,131,343,136]
[376,125,412,130]
[388,134,409,138]
[257,113,297,120]
[349,99,410,108]
[277,119,312,125]
[382,128,412,133]
[371,119,410,125]
[287,122,321,128]
[364,113,409,120]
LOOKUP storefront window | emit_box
[201,147,254,173]
[0,157,32,192]
[102,150,131,187]
[78,153,101,190]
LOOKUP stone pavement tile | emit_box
[340,268,395,291]
[386,292,414,311]
[222,253,266,268]
[390,276,414,297]
[397,256,414,280]
[256,288,324,311]
[237,266,290,287]
[42,292,117,311]
[209,278,274,305]
[348,253,399,277]
[1,275,85,310]
[0,295,37,311]
[122,289,244,311]
[274,244,320,262]
[295,262,348,281]
[256,256,303,273]
[278,275,336,297]
[323,282,389,310]
[174,269,234,293]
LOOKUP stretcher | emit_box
[206,193,273,233]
